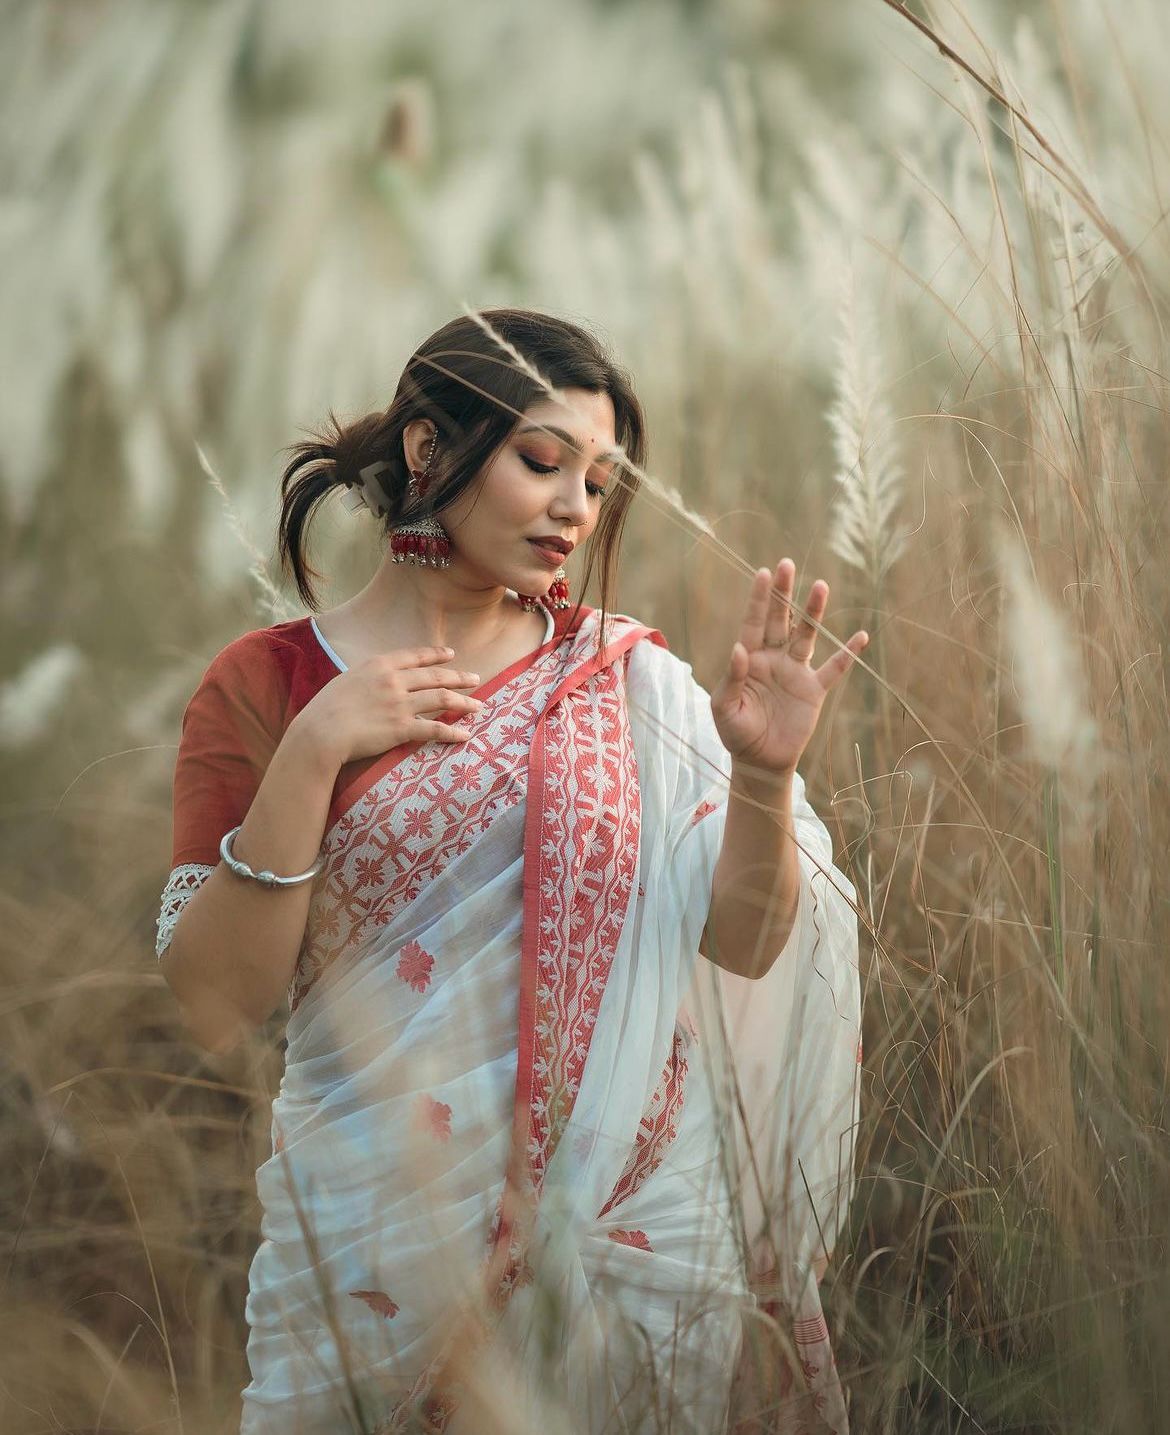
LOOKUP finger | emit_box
[392,645,460,668]
[789,579,829,663]
[763,558,795,648]
[427,720,476,741]
[738,568,772,653]
[815,630,869,690]
[720,640,751,707]
[410,689,487,714]
[401,667,482,691]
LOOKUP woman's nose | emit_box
[550,474,591,525]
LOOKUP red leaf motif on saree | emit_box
[400,804,434,842]
[352,854,384,889]
[396,940,434,994]
[415,1094,452,1142]
[690,798,719,826]
[349,1288,399,1318]
[608,1229,653,1252]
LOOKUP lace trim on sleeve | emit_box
[155,862,216,959]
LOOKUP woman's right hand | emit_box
[290,645,485,770]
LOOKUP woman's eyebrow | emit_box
[516,424,622,464]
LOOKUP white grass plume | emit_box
[999,529,1099,781]
[0,644,84,749]
[194,440,295,623]
[826,265,911,587]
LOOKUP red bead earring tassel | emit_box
[545,570,570,610]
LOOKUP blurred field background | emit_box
[3,0,1168,1430]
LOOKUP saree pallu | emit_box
[238,609,861,1435]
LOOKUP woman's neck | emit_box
[316,555,546,674]
[355,558,524,650]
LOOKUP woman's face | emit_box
[433,388,621,595]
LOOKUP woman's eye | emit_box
[521,453,606,498]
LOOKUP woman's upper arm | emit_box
[155,637,282,959]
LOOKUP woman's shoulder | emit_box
[185,617,335,729]
[203,615,325,668]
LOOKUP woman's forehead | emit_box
[516,395,621,460]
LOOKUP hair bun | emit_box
[329,430,360,490]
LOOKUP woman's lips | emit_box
[527,540,565,566]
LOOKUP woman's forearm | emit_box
[159,716,341,1053]
[702,763,802,981]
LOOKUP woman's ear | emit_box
[401,418,437,474]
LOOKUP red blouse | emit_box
[169,610,572,870]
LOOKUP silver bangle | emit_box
[219,824,327,888]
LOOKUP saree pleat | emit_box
[237,610,860,1435]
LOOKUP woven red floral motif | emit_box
[690,797,719,825]
[349,1289,399,1319]
[395,939,434,993]
[607,1228,653,1252]
[415,1094,452,1143]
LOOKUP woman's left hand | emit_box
[710,560,869,778]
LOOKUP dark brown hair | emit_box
[276,307,646,651]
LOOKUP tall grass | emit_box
[2,0,1169,1429]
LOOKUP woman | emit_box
[155,309,868,1435]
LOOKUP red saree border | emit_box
[597,1019,693,1219]
[496,619,667,1259]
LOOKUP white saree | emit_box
[171,607,861,1435]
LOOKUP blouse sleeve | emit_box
[155,636,282,960]
[626,637,862,1288]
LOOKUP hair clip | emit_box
[342,459,393,518]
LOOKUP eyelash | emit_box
[521,453,607,498]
